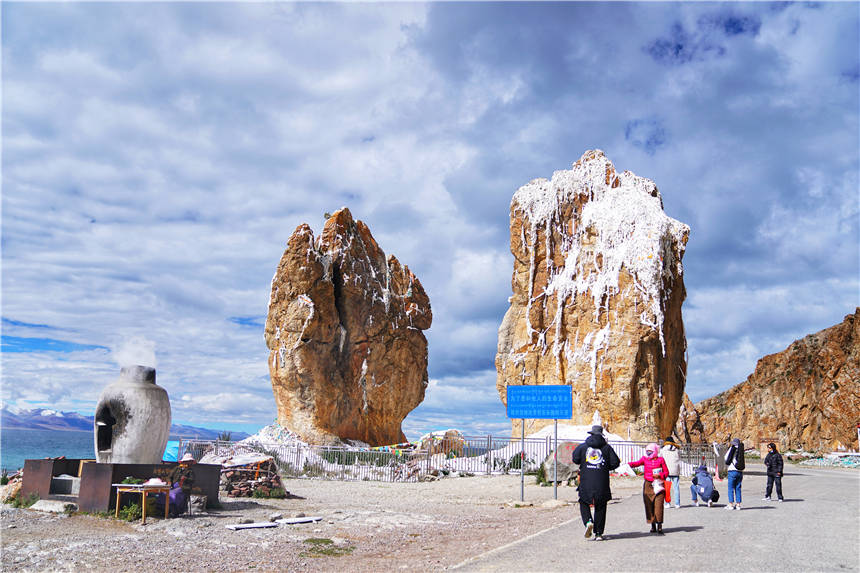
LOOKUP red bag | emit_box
[665,481,671,503]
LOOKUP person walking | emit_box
[690,463,716,507]
[629,443,670,535]
[572,425,621,541]
[763,442,785,502]
[661,436,682,509]
[724,438,745,510]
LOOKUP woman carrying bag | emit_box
[629,443,670,535]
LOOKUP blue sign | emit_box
[506,385,572,419]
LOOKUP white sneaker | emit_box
[664,503,671,509]
[762,496,771,501]
[674,505,681,509]
[734,504,741,510]
[777,499,784,502]
[724,504,734,510]
[707,500,712,507]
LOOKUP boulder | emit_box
[0,478,22,503]
[496,150,690,441]
[542,441,579,484]
[687,309,860,453]
[419,429,466,456]
[265,208,432,446]
[675,393,707,444]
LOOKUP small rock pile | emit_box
[220,458,286,498]
[0,472,23,503]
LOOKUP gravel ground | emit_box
[1,474,643,572]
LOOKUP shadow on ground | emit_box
[606,525,703,540]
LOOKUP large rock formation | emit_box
[674,392,707,445]
[682,309,860,452]
[265,208,432,446]
[496,150,690,441]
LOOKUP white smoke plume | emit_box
[113,337,157,368]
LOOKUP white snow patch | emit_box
[511,150,689,372]
[526,423,624,443]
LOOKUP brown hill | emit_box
[679,308,860,452]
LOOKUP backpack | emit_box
[734,442,745,471]
[711,489,720,502]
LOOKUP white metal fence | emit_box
[178,436,718,483]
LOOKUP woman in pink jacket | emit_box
[629,442,670,535]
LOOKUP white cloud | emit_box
[2,2,857,438]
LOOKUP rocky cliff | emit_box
[684,309,860,452]
[674,392,707,445]
[265,208,432,446]
[496,150,690,441]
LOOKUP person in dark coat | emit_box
[167,453,196,516]
[572,425,621,541]
[690,464,716,507]
[763,442,785,502]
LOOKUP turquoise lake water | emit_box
[1,428,96,472]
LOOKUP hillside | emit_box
[678,308,859,452]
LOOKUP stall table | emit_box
[112,483,171,524]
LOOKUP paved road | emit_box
[453,463,859,572]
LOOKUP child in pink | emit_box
[629,442,670,535]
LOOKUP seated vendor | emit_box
[167,453,196,515]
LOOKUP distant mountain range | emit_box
[1,406,249,441]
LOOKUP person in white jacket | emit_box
[661,436,682,509]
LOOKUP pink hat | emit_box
[645,443,659,457]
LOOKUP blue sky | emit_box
[2,2,858,439]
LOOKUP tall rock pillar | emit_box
[265,208,432,446]
[496,150,690,441]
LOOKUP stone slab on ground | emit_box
[29,500,77,514]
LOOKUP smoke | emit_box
[113,337,157,368]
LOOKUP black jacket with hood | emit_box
[764,451,784,476]
[572,434,621,504]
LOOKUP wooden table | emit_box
[112,483,171,524]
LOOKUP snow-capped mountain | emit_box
[0,405,248,440]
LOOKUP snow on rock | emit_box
[497,150,690,442]
[526,423,624,443]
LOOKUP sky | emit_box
[2,2,858,439]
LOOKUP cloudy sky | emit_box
[2,2,857,439]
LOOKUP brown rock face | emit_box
[686,309,860,452]
[675,393,707,444]
[496,150,690,441]
[265,208,432,446]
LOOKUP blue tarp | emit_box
[162,440,180,462]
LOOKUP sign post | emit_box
[506,385,573,501]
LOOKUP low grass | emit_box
[301,537,355,558]
[9,492,39,508]
[117,502,142,521]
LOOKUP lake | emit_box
[1,428,96,472]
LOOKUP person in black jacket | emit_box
[572,425,621,541]
[763,442,785,502]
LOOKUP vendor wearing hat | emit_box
[167,453,196,515]
[661,436,682,508]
